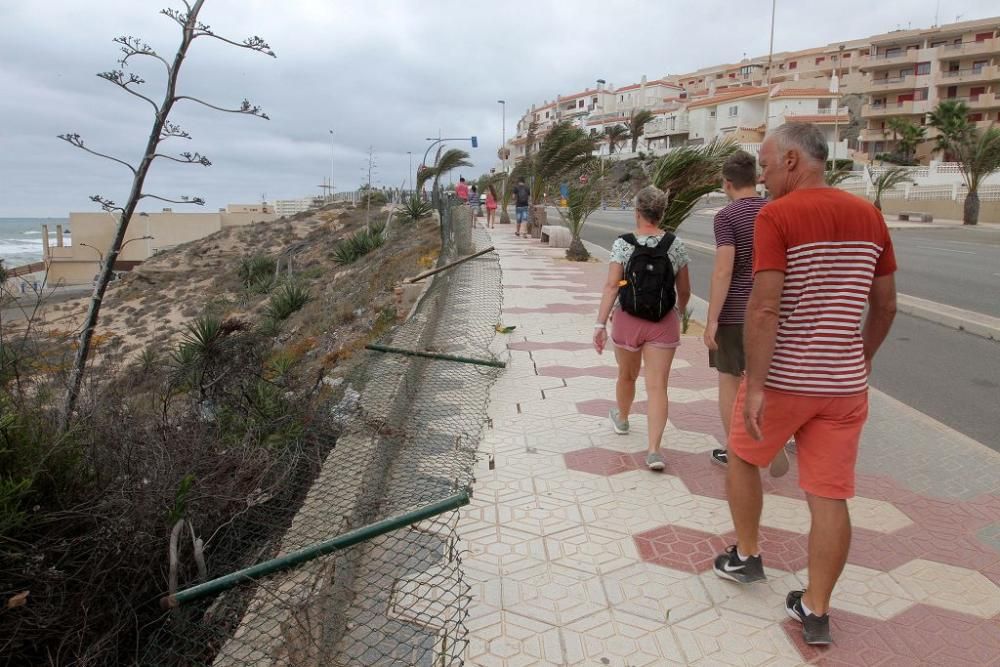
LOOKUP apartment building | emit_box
[273,197,326,217]
[858,17,1000,159]
[43,204,277,285]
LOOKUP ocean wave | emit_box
[22,230,41,235]
[0,240,43,250]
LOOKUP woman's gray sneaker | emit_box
[645,451,665,471]
[609,408,630,435]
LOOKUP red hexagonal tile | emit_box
[789,604,1000,666]
[563,447,645,476]
[633,524,729,573]
[846,528,916,572]
[721,526,809,572]
[668,401,727,445]
[665,449,803,502]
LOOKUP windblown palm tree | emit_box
[628,110,655,153]
[652,138,739,231]
[951,126,1000,225]
[557,182,602,262]
[531,121,598,203]
[868,166,913,211]
[424,147,472,202]
[928,100,973,160]
[604,124,630,154]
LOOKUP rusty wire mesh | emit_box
[143,199,503,666]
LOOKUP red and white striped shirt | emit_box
[753,189,897,396]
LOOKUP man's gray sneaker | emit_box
[713,545,766,584]
[769,446,790,478]
[645,451,665,471]
[786,590,832,645]
[609,408,629,435]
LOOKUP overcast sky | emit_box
[1,0,997,217]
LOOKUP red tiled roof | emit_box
[615,79,684,93]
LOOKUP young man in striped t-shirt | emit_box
[704,151,767,468]
[713,124,897,647]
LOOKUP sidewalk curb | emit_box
[681,239,1000,341]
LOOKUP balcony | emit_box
[644,116,689,137]
[969,93,1000,109]
[938,37,1000,58]
[859,128,891,142]
[936,65,999,86]
[860,49,921,71]
[862,100,932,117]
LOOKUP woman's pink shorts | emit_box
[610,308,681,352]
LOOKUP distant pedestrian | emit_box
[512,177,530,237]
[713,123,897,647]
[486,184,498,229]
[703,151,769,468]
[592,186,691,471]
[455,176,469,203]
[469,185,480,224]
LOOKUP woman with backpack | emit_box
[592,186,691,471]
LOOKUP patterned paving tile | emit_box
[890,558,1000,618]
[465,610,566,667]
[542,524,639,575]
[529,468,617,505]
[891,522,1000,571]
[461,525,548,578]
[561,609,687,666]
[501,563,609,626]
[563,447,646,476]
[721,526,810,573]
[673,607,804,665]
[699,567,806,623]
[633,524,729,574]
[802,564,916,621]
[604,562,714,624]
[846,528,917,572]
[847,495,916,534]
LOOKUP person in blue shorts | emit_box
[512,177,530,237]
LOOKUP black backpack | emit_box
[618,233,677,322]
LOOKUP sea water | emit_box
[0,218,69,268]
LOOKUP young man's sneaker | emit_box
[713,545,766,583]
[769,446,790,478]
[785,590,832,645]
[645,451,665,471]
[609,408,630,435]
[711,449,728,466]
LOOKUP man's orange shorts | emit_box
[728,382,869,500]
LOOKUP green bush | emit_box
[238,254,277,293]
[332,226,386,265]
[399,194,433,223]
[265,282,311,321]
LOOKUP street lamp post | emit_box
[328,129,335,201]
[832,44,845,172]
[497,100,506,173]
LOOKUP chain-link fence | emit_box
[145,199,503,665]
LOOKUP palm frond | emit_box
[628,110,655,153]
[556,183,602,237]
[652,138,739,231]
[531,121,598,203]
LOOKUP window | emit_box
[973,60,988,73]
[709,110,717,118]
[729,73,736,78]
[975,32,994,42]
[970,86,986,100]
[843,52,852,59]
[930,40,946,48]
[592,97,598,105]
[915,88,929,101]
[728,105,738,117]
[968,112,984,122]
[578,99,584,108]
[885,47,902,58]
[788,61,797,69]
[815,57,825,65]
[916,62,931,75]
[898,69,910,78]
[716,73,723,79]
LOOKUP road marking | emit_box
[916,245,975,254]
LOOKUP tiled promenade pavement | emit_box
[461,224,1000,666]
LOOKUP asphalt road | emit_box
[578,207,1000,450]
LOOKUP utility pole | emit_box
[763,0,777,130]
[832,44,845,172]
[365,146,376,229]
[328,129,335,201]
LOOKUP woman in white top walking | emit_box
[593,186,692,470]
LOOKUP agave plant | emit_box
[265,282,311,321]
[628,109,655,153]
[399,194,433,223]
[868,166,914,211]
[557,182,602,262]
[652,138,739,231]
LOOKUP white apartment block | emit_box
[506,15,999,167]
[273,197,325,217]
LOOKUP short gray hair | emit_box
[770,122,828,164]
[634,186,667,223]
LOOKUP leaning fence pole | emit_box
[160,491,470,609]
[365,344,506,368]
[404,245,495,284]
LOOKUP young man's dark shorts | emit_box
[709,324,745,377]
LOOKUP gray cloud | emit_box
[2,0,997,216]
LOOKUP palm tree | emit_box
[525,121,597,234]
[628,109,655,153]
[952,126,1000,225]
[557,182,602,261]
[604,124,630,154]
[928,100,973,160]
[886,117,926,164]
[428,147,472,204]
[825,166,854,186]
[652,138,739,231]
[868,166,913,211]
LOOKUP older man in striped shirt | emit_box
[712,123,898,647]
